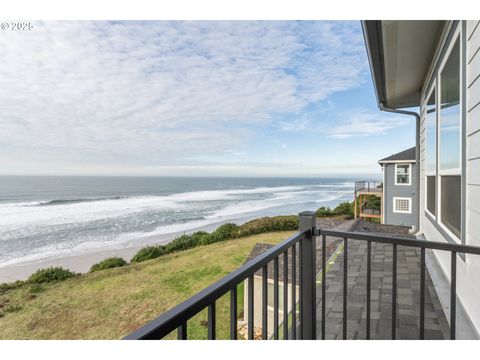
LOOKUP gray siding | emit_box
[383,163,418,227]
[418,21,480,336]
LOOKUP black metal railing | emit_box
[318,228,480,340]
[124,211,480,340]
[355,180,383,193]
[124,211,317,340]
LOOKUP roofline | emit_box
[361,20,386,109]
[378,159,416,165]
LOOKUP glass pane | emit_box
[440,39,460,171]
[427,175,436,215]
[441,175,461,239]
[396,164,410,184]
[426,90,436,172]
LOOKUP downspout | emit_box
[379,103,421,230]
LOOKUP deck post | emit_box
[299,211,316,340]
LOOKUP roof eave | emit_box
[361,20,386,109]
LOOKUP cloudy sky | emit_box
[0,21,415,177]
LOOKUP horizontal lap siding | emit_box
[467,20,480,258]
[468,21,480,114]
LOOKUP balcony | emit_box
[124,212,480,340]
[354,181,383,222]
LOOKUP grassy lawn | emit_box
[0,231,294,339]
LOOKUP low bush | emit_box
[165,234,199,254]
[130,245,167,263]
[315,206,334,217]
[27,267,77,284]
[333,201,354,218]
[315,201,355,219]
[130,216,300,263]
[209,223,240,243]
[89,257,127,273]
[238,216,299,236]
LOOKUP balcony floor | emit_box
[316,227,450,340]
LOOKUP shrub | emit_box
[238,216,298,237]
[209,223,240,243]
[27,267,77,284]
[130,245,167,263]
[131,216,299,263]
[190,231,211,246]
[333,201,354,217]
[315,206,334,217]
[89,257,127,273]
[166,234,201,253]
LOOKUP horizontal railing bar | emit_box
[124,231,306,340]
[318,229,480,255]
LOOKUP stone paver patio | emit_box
[316,223,451,340]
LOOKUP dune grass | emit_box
[0,231,294,339]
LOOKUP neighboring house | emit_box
[378,146,419,228]
[364,20,480,335]
[242,243,299,338]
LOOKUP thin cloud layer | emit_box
[324,110,411,139]
[0,21,368,174]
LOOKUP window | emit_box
[438,36,461,240]
[441,176,461,238]
[425,88,437,215]
[393,197,412,214]
[427,176,436,215]
[395,164,411,185]
[439,39,460,172]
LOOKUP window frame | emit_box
[425,84,437,219]
[437,28,462,243]
[394,163,412,186]
[393,196,412,214]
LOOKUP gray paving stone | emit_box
[316,237,450,340]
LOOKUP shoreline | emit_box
[0,213,280,283]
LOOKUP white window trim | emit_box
[394,163,412,186]
[393,197,412,214]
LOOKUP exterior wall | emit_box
[243,276,299,338]
[383,162,418,227]
[419,21,480,336]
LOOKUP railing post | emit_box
[299,211,316,340]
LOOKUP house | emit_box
[363,20,480,336]
[378,146,419,228]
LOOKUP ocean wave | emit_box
[0,181,355,267]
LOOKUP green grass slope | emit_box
[0,231,294,339]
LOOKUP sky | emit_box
[0,21,416,177]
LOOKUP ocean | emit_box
[0,176,355,268]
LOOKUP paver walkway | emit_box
[316,221,450,340]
